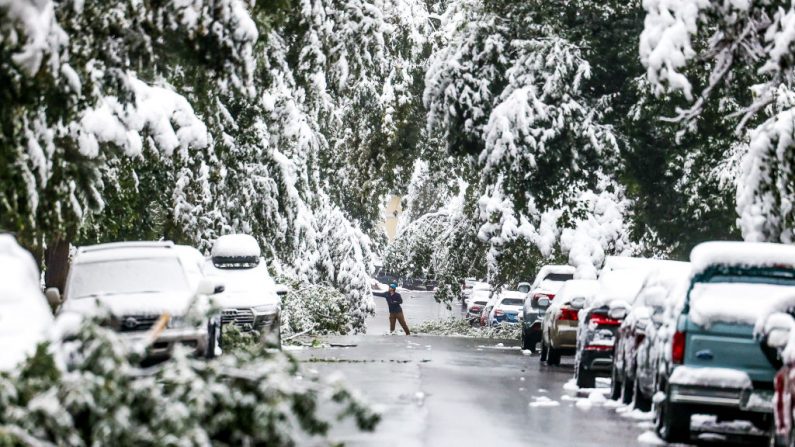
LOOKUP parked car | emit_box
[610,262,690,408]
[762,313,795,447]
[466,299,489,323]
[50,241,223,360]
[540,279,598,366]
[203,234,282,348]
[573,257,653,388]
[0,234,54,372]
[488,291,526,326]
[467,282,492,309]
[522,265,575,352]
[653,242,794,443]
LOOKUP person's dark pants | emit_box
[389,312,410,335]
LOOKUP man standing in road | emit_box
[384,283,410,335]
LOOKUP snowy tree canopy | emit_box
[639,0,795,244]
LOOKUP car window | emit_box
[500,298,524,306]
[68,258,190,299]
[544,273,574,282]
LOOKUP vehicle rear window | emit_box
[544,273,574,282]
[501,298,524,306]
[474,301,487,305]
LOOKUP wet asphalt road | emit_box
[292,291,767,447]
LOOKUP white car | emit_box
[466,282,492,309]
[203,234,282,347]
[51,241,221,360]
[488,291,526,325]
[0,234,53,372]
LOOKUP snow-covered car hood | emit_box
[60,290,197,317]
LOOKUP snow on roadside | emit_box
[637,431,665,445]
[529,396,560,407]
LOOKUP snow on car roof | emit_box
[74,241,179,263]
[690,241,795,274]
[557,279,599,304]
[211,234,261,259]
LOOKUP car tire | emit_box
[576,360,595,388]
[634,378,651,412]
[540,340,548,362]
[610,366,622,400]
[621,372,634,405]
[521,330,532,351]
[547,345,561,366]
[654,387,690,443]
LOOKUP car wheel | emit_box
[610,366,622,401]
[621,372,634,405]
[634,377,651,412]
[546,345,561,366]
[521,330,531,350]
[540,340,548,362]
[654,387,690,443]
[576,360,595,388]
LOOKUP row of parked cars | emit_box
[1,233,284,371]
[462,241,795,444]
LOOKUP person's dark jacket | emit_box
[384,292,403,314]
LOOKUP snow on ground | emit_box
[529,396,560,407]
[637,430,665,445]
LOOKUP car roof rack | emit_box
[76,241,175,254]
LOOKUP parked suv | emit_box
[51,241,222,360]
[653,242,795,443]
[522,265,575,352]
[203,234,282,347]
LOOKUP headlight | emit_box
[253,303,279,315]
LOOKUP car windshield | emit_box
[501,298,524,306]
[474,301,487,306]
[69,258,190,299]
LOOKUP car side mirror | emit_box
[45,287,62,307]
[537,297,550,309]
[275,284,289,298]
[197,278,225,295]
[767,327,791,349]
[570,297,586,310]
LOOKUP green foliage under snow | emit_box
[0,320,379,446]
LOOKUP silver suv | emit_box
[50,241,222,360]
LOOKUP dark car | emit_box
[522,265,575,352]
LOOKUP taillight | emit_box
[558,308,578,321]
[470,306,481,313]
[672,331,686,364]
[533,292,555,302]
[495,309,505,317]
[590,314,621,326]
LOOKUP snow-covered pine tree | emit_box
[639,0,795,243]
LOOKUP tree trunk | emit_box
[44,237,71,291]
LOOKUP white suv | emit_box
[203,234,282,347]
[51,241,221,360]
